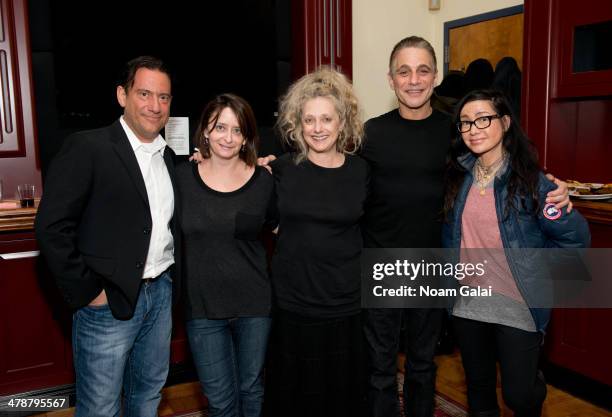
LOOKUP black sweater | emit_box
[360,109,452,248]
[176,162,275,320]
[270,153,369,318]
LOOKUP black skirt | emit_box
[264,309,366,417]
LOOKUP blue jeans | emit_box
[187,317,272,417]
[72,272,173,417]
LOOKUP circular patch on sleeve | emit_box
[543,203,562,220]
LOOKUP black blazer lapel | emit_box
[163,146,177,190]
[109,120,150,208]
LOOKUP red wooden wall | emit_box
[523,0,612,386]
[291,0,352,80]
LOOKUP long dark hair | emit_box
[443,89,541,219]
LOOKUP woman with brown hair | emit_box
[176,93,276,417]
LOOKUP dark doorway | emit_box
[28,0,291,174]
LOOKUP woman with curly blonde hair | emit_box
[264,66,369,417]
[276,66,364,162]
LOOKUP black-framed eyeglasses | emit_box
[456,115,501,133]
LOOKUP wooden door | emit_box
[445,7,523,74]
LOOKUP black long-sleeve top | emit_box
[270,153,369,318]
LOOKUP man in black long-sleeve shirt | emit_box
[361,36,449,417]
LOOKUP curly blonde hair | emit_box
[276,66,364,162]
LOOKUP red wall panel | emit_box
[524,0,612,386]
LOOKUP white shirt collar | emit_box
[120,116,167,154]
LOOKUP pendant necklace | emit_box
[474,154,505,195]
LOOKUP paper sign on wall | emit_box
[165,117,189,155]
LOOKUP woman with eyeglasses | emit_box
[442,89,590,417]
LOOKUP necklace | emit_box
[474,154,505,195]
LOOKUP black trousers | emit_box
[452,316,546,417]
[364,308,444,417]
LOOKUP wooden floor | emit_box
[432,353,611,417]
[36,352,611,416]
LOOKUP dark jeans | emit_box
[452,316,546,417]
[364,308,444,417]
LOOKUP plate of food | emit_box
[569,192,612,200]
[568,180,612,200]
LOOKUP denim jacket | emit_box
[442,154,591,332]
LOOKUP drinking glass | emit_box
[17,184,36,208]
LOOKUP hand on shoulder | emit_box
[189,148,204,164]
[545,173,572,213]
[257,154,277,174]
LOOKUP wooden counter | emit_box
[570,198,612,225]
[0,204,37,232]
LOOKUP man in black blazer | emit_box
[36,56,181,417]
